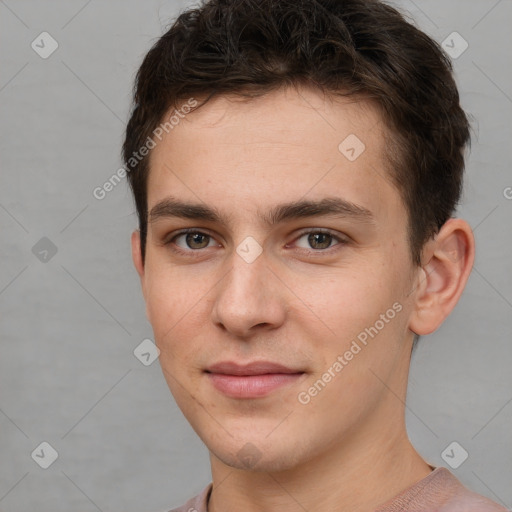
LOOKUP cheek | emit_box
[294,276,408,422]
[144,274,206,407]
[144,267,202,351]
[295,262,410,391]
[143,264,225,383]
[300,269,398,337]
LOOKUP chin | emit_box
[206,432,313,473]
[213,446,301,473]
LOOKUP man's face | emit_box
[135,86,420,472]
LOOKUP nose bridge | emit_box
[220,249,270,312]
[212,247,285,335]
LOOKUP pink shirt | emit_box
[168,467,508,512]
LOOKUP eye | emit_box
[173,231,217,250]
[294,230,344,250]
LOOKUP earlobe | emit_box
[409,219,475,335]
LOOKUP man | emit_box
[123,0,507,510]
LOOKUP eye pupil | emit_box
[186,233,209,249]
[308,232,332,249]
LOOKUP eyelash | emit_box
[164,228,347,256]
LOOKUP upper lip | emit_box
[206,361,303,376]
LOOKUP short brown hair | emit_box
[123,0,470,265]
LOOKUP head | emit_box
[124,0,474,472]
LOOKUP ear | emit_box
[131,230,146,295]
[409,218,475,335]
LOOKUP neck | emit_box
[209,430,431,512]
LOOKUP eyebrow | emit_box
[148,196,375,225]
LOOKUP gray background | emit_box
[0,0,511,511]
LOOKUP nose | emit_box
[211,248,287,338]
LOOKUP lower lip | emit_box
[207,373,304,398]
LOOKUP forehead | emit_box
[146,86,402,227]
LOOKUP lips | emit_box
[206,361,302,376]
[205,361,305,398]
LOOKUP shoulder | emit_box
[433,468,508,512]
[377,467,508,512]
[167,483,212,512]
[438,482,508,512]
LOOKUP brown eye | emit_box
[307,232,333,249]
[173,232,214,250]
[185,233,210,249]
[293,230,346,252]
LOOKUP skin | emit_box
[131,85,475,512]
